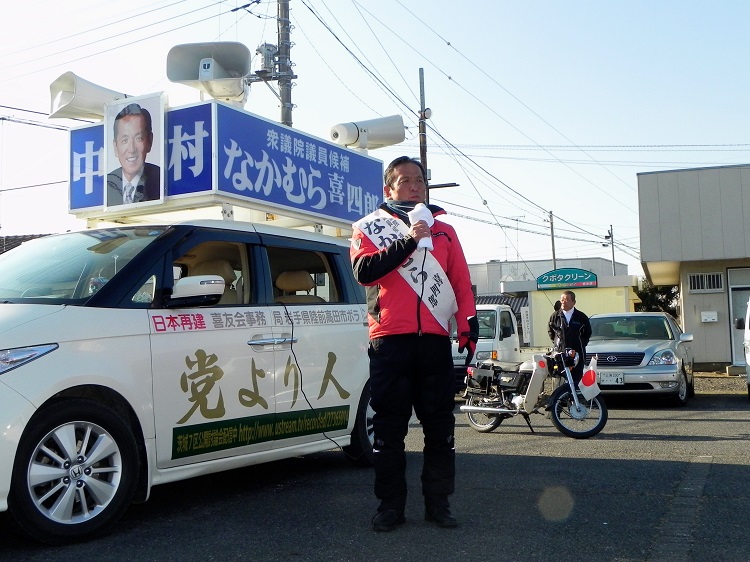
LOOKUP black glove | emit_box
[459,316,480,366]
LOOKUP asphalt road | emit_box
[1,388,748,562]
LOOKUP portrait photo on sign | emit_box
[104,93,165,208]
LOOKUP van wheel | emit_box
[343,381,374,467]
[9,399,139,545]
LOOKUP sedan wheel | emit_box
[673,371,689,407]
[9,399,139,544]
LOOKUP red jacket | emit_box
[350,203,476,340]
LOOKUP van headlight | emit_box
[0,344,58,375]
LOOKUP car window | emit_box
[477,310,497,339]
[173,241,249,305]
[591,316,674,340]
[266,245,341,304]
[643,319,670,339]
[0,228,166,302]
[132,274,157,304]
[499,310,515,336]
[590,319,619,339]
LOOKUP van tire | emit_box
[343,381,374,467]
[9,399,139,545]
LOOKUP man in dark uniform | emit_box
[547,290,591,383]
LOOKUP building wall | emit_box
[639,165,750,365]
[639,165,750,262]
[677,260,750,364]
[679,262,730,363]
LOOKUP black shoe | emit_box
[372,509,405,532]
[424,506,458,528]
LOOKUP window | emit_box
[477,310,497,339]
[266,246,341,304]
[174,241,249,305]
[499,310,516,336]
[688,272,724,293]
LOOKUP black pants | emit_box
[368,333,456,512]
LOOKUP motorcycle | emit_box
[459,349,608,439]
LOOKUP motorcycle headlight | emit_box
[0,344,58,375]
[648,349,677,365]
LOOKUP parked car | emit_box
[0,221,373,544]
[585,312,694,406]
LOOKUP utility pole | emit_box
[246,0,297,126]
[604,225,615,275]
[418,67,429,202]
[277,0,294,127]
[416,68,456,202]
[549,211,557,269]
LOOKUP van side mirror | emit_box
[735,318,745,330]
[166,275,225,308]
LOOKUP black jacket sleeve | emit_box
[352,235,418,285]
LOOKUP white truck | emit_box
[452,303,522,390]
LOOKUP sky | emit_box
[1,0,750,279]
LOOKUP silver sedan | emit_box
[585,312,694,406]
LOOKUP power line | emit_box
[0,180,67,193]
[0,4,233,84]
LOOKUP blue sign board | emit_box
[70,123,105,210]
[166,103,213,196]
[216,104,382,222]
[69,101,383,225]
[537,268,598,290]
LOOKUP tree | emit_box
[635,278,678,316]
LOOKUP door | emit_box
[264,243,368,451]
[151,234,279,469]
[729,288,750,365]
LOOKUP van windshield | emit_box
[0,228,165,303]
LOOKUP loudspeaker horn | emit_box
[330,114,405,149]
[167,42,251,102]
[49,72,129,120]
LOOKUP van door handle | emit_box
[247,336,298,346]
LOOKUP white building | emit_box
[639,164,750,367]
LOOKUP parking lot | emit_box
[1,378,748,562]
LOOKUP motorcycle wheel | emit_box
[465,395,504,433]
[549,384,607,439]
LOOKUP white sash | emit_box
[354,209,458,332]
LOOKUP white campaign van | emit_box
[733,300,750,400]
[0,221,373,544]
[451,304,521,389]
